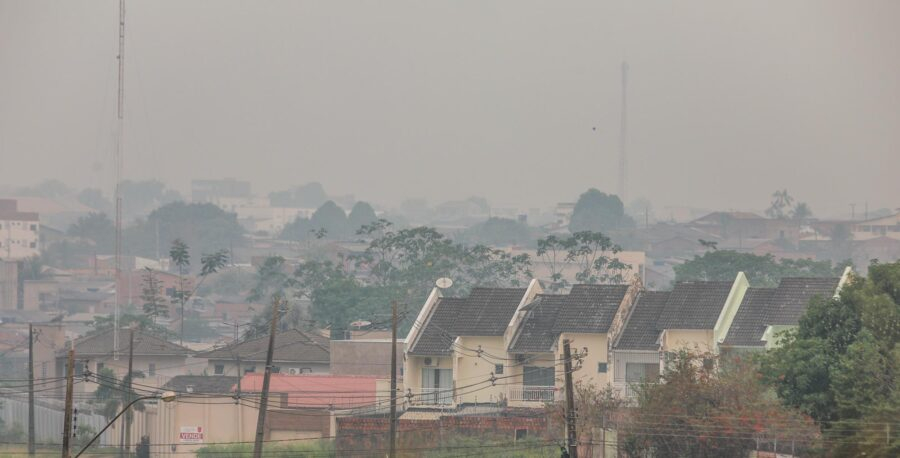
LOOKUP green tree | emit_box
[248,221,532,336]
[347,201,378,234]
[169,239,228,343]
[124,202,244,261]
[140,267,168,320]
[119,179,182,219]
[309,201,348,238]
[569,188,633,233]
[674,250,835,287]
[766,189,795,219]
[792,202,813,222]
[760,262,900,456]
[67,212,115,252]
[458,217,534,247]
[536,231,630,292]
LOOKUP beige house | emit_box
[58,328,196,396]
[198,328,330,377]
[404,283,539,407]
[505,282,640,406]
[852,212,900,241]
[403,279,642,409]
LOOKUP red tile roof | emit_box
[238,373,380,409]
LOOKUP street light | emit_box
[74,391,176,458]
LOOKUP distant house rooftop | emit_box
[199,329,330,364]
[60,328,193,357]
[407,287,527,356]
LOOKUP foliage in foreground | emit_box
[195,441,334,458]
[760,261,900,457]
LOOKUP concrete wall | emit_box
[559,332,610,387]
[23,280,58,310]
[661,329,716,354]
[453,336,507,404]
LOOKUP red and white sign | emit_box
[179,426,204,443]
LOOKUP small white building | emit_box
[0,199,39,260]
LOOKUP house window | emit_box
[165,287,176,297]
[149,363,156,376]
[272,366,281,373]
[626,363,659,383]
[214,364,224,375]
[515,429,528,441]
[523,366,555,387]
[29,242,36,248]
[30,224,37,231]
[702,358,714,371]
[96,362,104,373]
[597,362,608,373]
[41,362,47,378]
[494,364,504,375]
[245,366,256,374]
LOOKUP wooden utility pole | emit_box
[122,330,135,457]
[389,301,398,458]
[252,297,281,458]
[28,324,35,456]
[562,339,578,458]
[62,349,75,458]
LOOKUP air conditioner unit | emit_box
[288,368,300,375]
[423,358,434,366]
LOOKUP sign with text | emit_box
[179,426,204,443]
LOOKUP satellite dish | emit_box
[435,278,453,289]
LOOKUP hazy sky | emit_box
[1,1,898,217]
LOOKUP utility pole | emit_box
[62,349,75,458]
[617,61,629,203]
[389,301,398,458]
[562,339,578,458]
[252,297,281,458]
[122,330,134,457]
[28,324,35,456]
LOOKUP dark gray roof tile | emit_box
[721,288,776,347]
[613,291,669,350]
[200,329,330,364]
[656,281,733,330]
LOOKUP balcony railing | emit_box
[408,387,455,406]
[508,385,558,403]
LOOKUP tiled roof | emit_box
[452,288,528,336]
[508,285,630,353]
[239,373,379,409]
[722,277,839,347]
[766,277,840,325]
[552,284,629,334]
[720,288,776,347]
[200,329,330,364]
[507,295,564,353]
[408,288,526,356]
[656,281,733,330]
[613,291,670,350]
[162,375,239,394]
[62,328,192,357]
